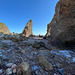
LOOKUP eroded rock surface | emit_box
[22,20,33,37]
[0,23,10,34]
[46,0,75,47]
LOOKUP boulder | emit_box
[38,55,53,71]
[6,68,12,75]
[16,62,31,75]
[46,0,75,47]
[0,23,10,34]
[32,43,40,49]
[22,20,33,37]
[32,42,45,49]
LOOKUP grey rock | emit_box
[38,55,53,71]
[6,68,12,75]
[17,62,31,75]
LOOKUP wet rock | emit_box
[6,68,12,75]
[17,62,31,75]
[38,55,53,71]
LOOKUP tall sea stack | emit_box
[22,20,33,37]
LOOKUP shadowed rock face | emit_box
[22,20,33,37]
[46,0,75,47]
[0,23,10,34]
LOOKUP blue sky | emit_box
[0,0,59,35]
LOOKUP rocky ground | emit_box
[0,37,75,75]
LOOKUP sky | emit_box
[0,0,59,35]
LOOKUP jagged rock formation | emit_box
[22,20,33,37]
[46,23,51,37]
[0,23,10,34]
[46,0,75,46]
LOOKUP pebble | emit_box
[13,69,16,73]
[6,68,12,75]
[6,63,13,68]
[0,69,3,74]
[11,64,17,70]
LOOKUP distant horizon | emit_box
[0,0,59,35]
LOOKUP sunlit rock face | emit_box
[22,20,33,37]
[0,23,10,34]
[46,0,75,46]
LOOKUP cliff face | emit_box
[46,0,75,46]
[22,20,33,37]
[0,23,10,34]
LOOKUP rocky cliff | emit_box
[22,20,33,37]
[46,0,75,47]
[0,23,10,34]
